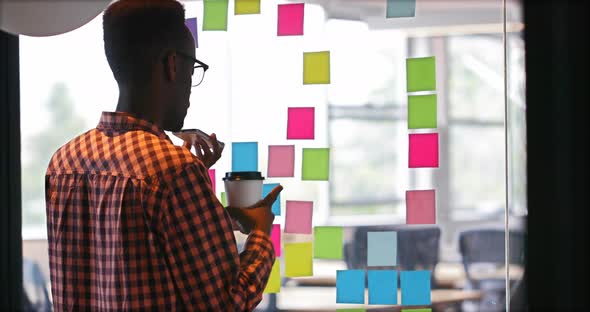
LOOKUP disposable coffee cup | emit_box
[223,171,265,208]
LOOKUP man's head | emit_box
[103,0,196,131]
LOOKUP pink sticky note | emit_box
[406,189,436,224]
[284,200,313,234]
[287,107,315,140]
[277,3,304,36]
[208,169,216,193]
[268,145,295,177]
[271,224,282,256]
[409,133,439,168]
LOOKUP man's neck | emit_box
[115,86,162,127]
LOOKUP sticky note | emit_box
[185,17,199,48]
[401,270,431,306]
[406,57,436,92]
[302,148,330,181]
[277,3,304,36]
[264,260,281,293]
[408,133,439,168]
[208,169,216,193]
[336,270,365,304]
[268,145,295,177]
[387,0,416,18]
[232,142,258,171]
[408,94,437,129]
[263,183,281,215]
[367,231,397,266]
[303,51,330,84]
[235,0,260,15]
[284,242,313,277]
[406,190,436,224]
[203,0,229,31]
[287,107,315,140]
[368,270,398,305]
[284,200,313,234]
[314,226,343,259]
[271,224,281,256]
[220,192,227,206]
[401,309,432,312]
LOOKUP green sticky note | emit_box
[408,94,437,129]
[302,148,330,181]
[264,260,281,293]
[285,242,313,277]
[303,51,330,84]
[235,0,260,14]
[203,0,229,31]
[406,56,436,92]
[220,192,227,206]
[314,226,343,259]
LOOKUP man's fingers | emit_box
[262,185,283,207]
[226,206,244,220]
[182,140,191,150]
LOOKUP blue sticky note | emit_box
[263,183,281,215]
[401,270,431,306]
[368,270,398,305]
[232,142,258,171]
[367,231,397,266]
[387,0,416,18]
[336,270,365,304]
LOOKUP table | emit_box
[274,287,482,311]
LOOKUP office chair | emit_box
[458,229,525,312]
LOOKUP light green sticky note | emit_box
[235,0,260,14]
[314,226,343,259]
[203,0,229,31]
[220,192,227,206]
[285,242,313,277]
[406,56,436,92]
[302,148,330,181]
[303,51,331,84]
[408,94,437,129]
[264,260,281,293]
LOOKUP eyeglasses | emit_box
[176,51,209,87]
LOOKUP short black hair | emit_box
[103,0,188,85]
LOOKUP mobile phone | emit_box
[173,129,225,152]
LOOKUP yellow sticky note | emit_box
[303,51,330,84]
[285,242,313,277]
[264,260,281,293]
[235,0,260,15]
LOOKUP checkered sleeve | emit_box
[161,162,275,311]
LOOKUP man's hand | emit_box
[226,185,283,236]
[183,133,223,168]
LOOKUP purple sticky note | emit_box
[409,133,439,168]
[271,224,281,256]
[185,17,198,48]
[208,169,215,193]
[277,3,304,36]
[284,200,313,234]
[268,145,295,177]
[287,107,315,140]
[406,189,436,224]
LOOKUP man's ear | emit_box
[163,52,177,82]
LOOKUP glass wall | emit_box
[21,0,525,311]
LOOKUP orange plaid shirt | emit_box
[45,111,275,311]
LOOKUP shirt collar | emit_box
[97,111,170,141]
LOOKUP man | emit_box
[45,0,281,310]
